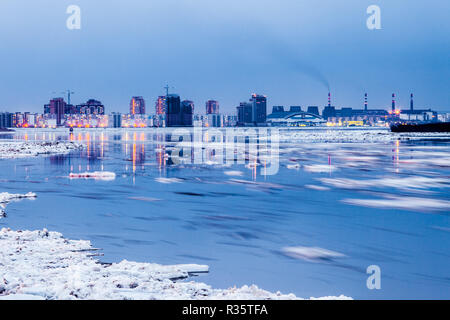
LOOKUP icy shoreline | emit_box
[0,141,83,159]
[0,228,351,300]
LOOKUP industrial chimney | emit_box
[328,92,331,108]
[364,93,368,111]
[410,93,414,111]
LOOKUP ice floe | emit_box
[0,192,36,218]
[277,129,450,143]
[0,141,83,159]
[155,177,184,184]
[281,246,346,262]
[286,163,301,170]
[69,171,116,181]
[304,164,337,173]
[304,185,330,191]
[224,171,244,176]
[342,195,450,212]
[0,228,351,300]
[320,176,449,192]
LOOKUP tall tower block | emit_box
[392,93,396,112]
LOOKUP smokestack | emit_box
[392,93,396,112]
[364,93,368,111]
[328,92,331,107]
[410,93,414,111]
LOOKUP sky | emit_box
[0,0,449,114]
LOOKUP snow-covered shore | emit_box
[0,141,83,159]
[0,228,351,300]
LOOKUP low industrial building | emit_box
[267,106,326,126]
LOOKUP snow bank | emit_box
[0,141,83,159]
[0,228,351,300]
[69,171,116,181]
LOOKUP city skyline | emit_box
[0,1,449,112]
[0,90,446,115]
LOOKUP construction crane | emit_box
[164,85,175,96]
[52,90,75,104]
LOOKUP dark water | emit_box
[0,128,449,299]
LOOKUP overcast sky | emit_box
[0,0,449,113]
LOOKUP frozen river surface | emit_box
[0,127,449,299]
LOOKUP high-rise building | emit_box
[181,100,194,126]
[237,102,253,125]
[206,100,219,114]
[166,94,182,127]
[76,99,105,115]
[392,93,396,112]
[250,94,267,124]
[155,96,167,115]
[44,97,66,126]
[0,112,13,128]
[130,96,146,115]
[111,113,122,128]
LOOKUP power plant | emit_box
[266,91,439,127]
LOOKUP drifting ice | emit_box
[69,171,116,181]
[0,141,83,159]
